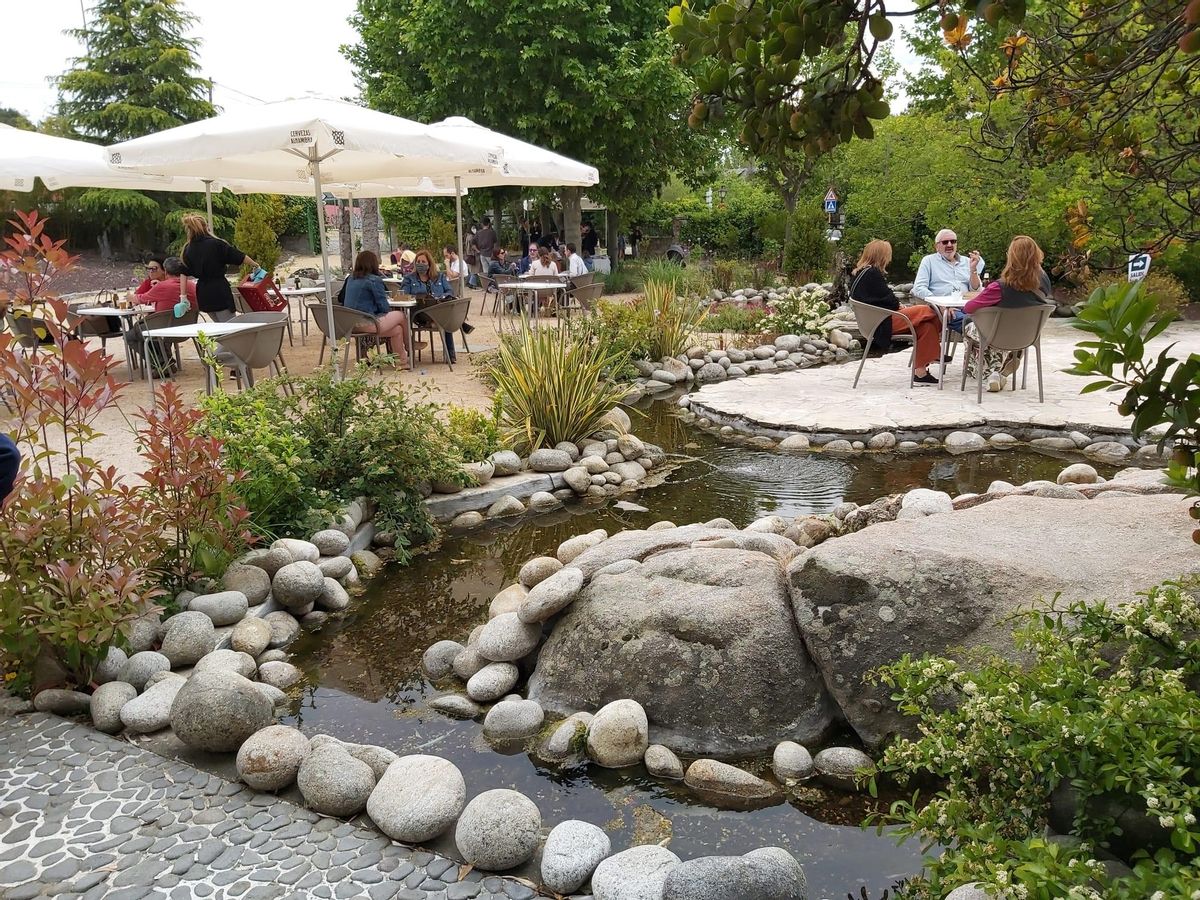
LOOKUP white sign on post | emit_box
[1128,253,1151,282]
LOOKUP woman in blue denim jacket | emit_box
[401,248,460,363]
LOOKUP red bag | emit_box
[236,276,288,313]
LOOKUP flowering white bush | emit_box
[870,579,1200,899]
[760,287,832,337]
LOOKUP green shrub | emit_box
[1068,280,1199,501]
[197,365,467,561]
[490,321,631,454]
[704,303,769,334]
[1084,270,1189,318]
[445,401,506,462]
[872,579,1200,898]
[427,215,457,256]
[601,266,642,294]
[711,260,736,293]
[569,299,652,375]
[1162,242,1200,301]
[761,287,831,336]
[233,198,281,277]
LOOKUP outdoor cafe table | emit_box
[922,293,974,390]
[280,286,326,342]
[499,279,567,325]
[141,320,266,401]
[386,297,418,370]
[72,306,142,379]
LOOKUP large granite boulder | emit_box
[529,545,836,755]
[787,493,1198,749]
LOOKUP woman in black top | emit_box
[179,214,257,322]
[849,239,944,385]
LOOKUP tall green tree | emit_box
[669,0,1200,250]
[56,0,214,144]
[346,0,716,261]
[51,0,215,258]
[0,108,35,130]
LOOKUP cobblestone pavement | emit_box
[0,711,541,900]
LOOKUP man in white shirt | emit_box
[911,229,983,331]
[564,243,588,278]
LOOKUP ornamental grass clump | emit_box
[869,579,1200,899]
[490,320,631,455]
[642,278,709,361]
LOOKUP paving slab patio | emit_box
[688,320,1200,437]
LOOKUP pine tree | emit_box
[55,0,214,143]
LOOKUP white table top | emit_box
[387,298,418,308]
[74,306,140,317]
[280,286,327,296]
[923,294,975,309]
[519,273,567,280]
[143,322,264,339]
[501,281,565,291]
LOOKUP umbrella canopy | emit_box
[0,124,214,193]
[106,98,504,346]
[426,117,598,188]
[105,98,503,183]
[221,177,463,199]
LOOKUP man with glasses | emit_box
[912,229,983,332]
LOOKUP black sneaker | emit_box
[913,373,939,385]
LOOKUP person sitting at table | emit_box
[518,242,539,275]
[962,235,1053,393]
[343,250,410,366]
[488,248,518,277]
[398,249,417,276]
[528,247,560,277]
[132,257,166,297]
[911,228,983,334]
[402,248,466,363]
[850,239,945,386]
[180,214,258,323]
[443,246,471,290]
[126,256,199,376]
[563,243,588,279]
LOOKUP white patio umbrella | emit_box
[425,117,599,266]
[105,98,503,342]
[0,123,214,193]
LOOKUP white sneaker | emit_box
[986,373,1004,393]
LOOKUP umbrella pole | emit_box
[455,176,464,286]
[310,153,338,368]
[203,180,214,230]
[347,190,355,259]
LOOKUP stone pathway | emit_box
[0,709,540,900]
[688,320,1200,436]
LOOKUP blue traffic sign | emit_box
[823,198,839,213]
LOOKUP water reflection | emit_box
[284,400,1117,896]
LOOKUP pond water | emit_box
[283,398,1118,897]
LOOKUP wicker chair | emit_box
[307,303,383,376]
[413,298,472,370]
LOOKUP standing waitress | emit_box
[179,214,257,322]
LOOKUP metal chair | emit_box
[570,272,596,289]
[306,302,383,376]
[211,320,289,392]
[849,300,918,389]
[4,313,45,356]
[414,298,472,370]
[138,307,199,378]
[559,281,604,319]
[960,303,1054,403]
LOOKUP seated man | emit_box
[518,242,538,275]
[127,256,198,376]
[563,243,588,279]
[911,229,983,332]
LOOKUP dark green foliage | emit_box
[196,366,471,562]
[233,199,281,276]
[55,0,214,144]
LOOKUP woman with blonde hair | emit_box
[180,214,257,322]
[849,239,945,385]
[962,235,1053,391]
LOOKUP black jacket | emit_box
[849,265,898,349]
[182,233,246,314]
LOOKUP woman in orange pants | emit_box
[850,239,944,384]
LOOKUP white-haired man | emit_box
[911,229,983,332]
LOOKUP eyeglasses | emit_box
[938,239,958,246]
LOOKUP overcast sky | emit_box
[3,0,362,122]
[4,0,925,125]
